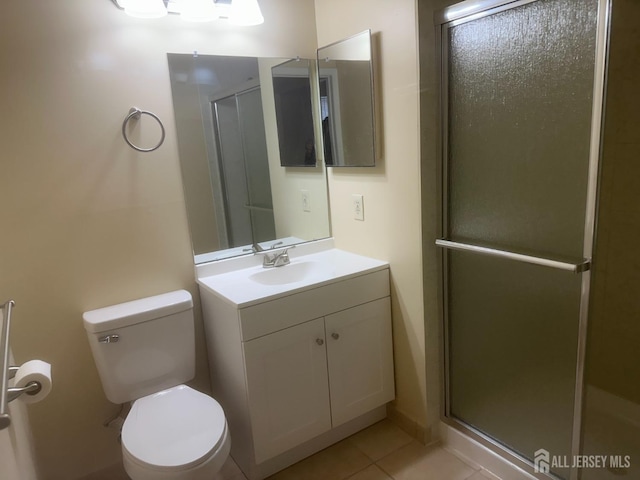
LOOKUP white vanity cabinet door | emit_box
[243,317,332,464]
[325,297,395,427]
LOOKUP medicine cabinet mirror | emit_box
[317,30,376,167]
[271,58,317,167]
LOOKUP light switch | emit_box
[352,194,364,221]
[301,190,311,212]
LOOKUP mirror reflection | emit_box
[271,58,316,167]
[167,54,331,263]
[318,30,376,167]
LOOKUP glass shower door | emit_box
[437,0,606,478]
[212,88,276,248]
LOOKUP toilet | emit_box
[82,290,230,480]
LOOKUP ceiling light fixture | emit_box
[180,0,220,22]
[110,0,263,25]
[228,0,264,26]
[120,0,168,19]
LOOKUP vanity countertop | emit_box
[196,241,388,308]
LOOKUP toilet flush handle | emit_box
[98,334,120,344]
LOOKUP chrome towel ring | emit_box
[121,107,166,153]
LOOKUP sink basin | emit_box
[196,243,389,307]
[249,261,333,286]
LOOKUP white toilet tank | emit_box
[83,290,195,404]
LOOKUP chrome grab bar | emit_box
[435,239,591,273]
[0,300,15,430]
[0,301,43,430]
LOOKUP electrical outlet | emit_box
[301,190,311,212]
[352,194,364,221]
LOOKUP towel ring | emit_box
[122,107,166,153]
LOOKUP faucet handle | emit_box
[243,243,265,253]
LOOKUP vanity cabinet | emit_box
[244,297,393,463]
[198,266,394,480]
[325,298,394,427]
[243,317,332,464]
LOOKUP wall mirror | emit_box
[167,53,331,264]
[317,30,376,167]
[271,58,316,167]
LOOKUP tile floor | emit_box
[79,419,502,480]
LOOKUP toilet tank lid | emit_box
[82,290,193,333]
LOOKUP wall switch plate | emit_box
[301,189,311,212]
[352,194,364,221]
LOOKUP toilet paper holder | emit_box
[6,366,42,402]
[1,300,45,430]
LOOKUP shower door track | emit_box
[434,0,611,479]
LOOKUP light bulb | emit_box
[228,0,264,26]
[181,0,219,22]
[122,0,167,19]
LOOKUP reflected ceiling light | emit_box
[120,0,168,18]
[228,0,264,26]
[180,0,219,21]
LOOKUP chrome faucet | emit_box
[256,244,295,268]
[244,241,294,267]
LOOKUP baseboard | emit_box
[386,404,433,445]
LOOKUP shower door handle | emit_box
[435,239,590,274]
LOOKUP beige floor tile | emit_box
[267,440,372,480]
[465,470,502,480]
[377,442,477,480]
[347,419,414,461]
[76,456,247,480]
[214,456,249,480]
[347,464,393,480]
[76,463,130,480]
[478,469,502,479]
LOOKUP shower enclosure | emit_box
[212,87,276,248]
[435,0,638,478]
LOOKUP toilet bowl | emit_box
[121,385,230,480]
[82,290,231,479]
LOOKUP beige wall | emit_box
[315,0,430,436]
[0,1,317,479]
[169,66,221,254]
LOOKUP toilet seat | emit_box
[122,385,227,472]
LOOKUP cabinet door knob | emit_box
[316,338,324,346]
[331,333,340,340]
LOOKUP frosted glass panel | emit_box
[237,89,273,210]
[214,91,276,246]
[447,0,598,258]
[449,251,582,478]
[236,89,276,243]
[214,96,253,246]
[443,0,601,478]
